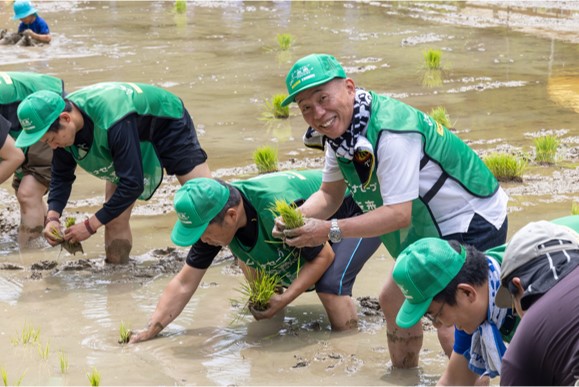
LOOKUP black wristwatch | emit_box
[328,218,342,243]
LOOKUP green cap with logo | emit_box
[171,178,230,247]
[15,90,65,148]
[393,238,467,328]
[281,53,346,107]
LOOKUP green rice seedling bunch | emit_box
[264,94,290,119]
[37,342,49,360]
[276,33,295,51]
[240,268,282,311]
[253,146,278,174]
[483,152,527,182]
[429,106,452,128]
[534,135,559,164]
[424,48,442,70]
[87,367,101,387]
[1,367,6,387]
[572,203,579,215]
[58,352,68,374]
[273,199,304,230]
[118,321,132,344]
[20,322,40,345]
[174,0,186,14]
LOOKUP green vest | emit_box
[337,92,499,258]
[0,71,63,138]
[66,82,184,200]
[228,170,324,287]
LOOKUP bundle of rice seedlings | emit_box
[272,199,304,229]
[118,321,132,344]
[534,135,559,164]
[240,268,282,312]
[483,153,527,182]
[253,146,279,174]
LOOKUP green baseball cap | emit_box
[281,53,346,107]
[171,178,230,247]
[15,90,65,148]
[393,238,466,328]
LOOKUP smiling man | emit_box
[15,83,210,264]
[274,53,508,368]
[393,237,516,385]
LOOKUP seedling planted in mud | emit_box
[572,203,579,215]
[37,342,49,360]
[14,322,40,346]
[534,135,559,164]
[262,94,290,120]
[253,146,279,174]
[429,106,452,129]
[174,0,186,14]
[58,351,69,374]
[276,33,295,51]
[118,321,132,344]
[483,153,527,182]
[421,48,444,88]
[0,367,24,387]
[272,199,304,230]
[87,367,101,387]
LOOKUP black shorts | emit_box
[152,108,207,176]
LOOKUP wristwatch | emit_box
[328,218,342,243]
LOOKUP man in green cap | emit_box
[15,82,211,264]
[0,71,63,247]
[274,53,508,368]
[393,215,579,385]
[129,170,381,343]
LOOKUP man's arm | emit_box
[129,264,207,343]
[0,136,24,184]
[250,243,335,320]
[437,351,480,386]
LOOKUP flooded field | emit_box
[0,1,578,385]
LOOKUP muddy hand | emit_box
[43,221,63,246]
[283,218,329,247]
[249,294,284,320]
[64,222,91,243]
[272,216,287,239]
[128,329,148,344]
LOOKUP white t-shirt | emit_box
[322,131,508,235]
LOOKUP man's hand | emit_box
[249,293,285,321]
[128,321,165,344]
[64,222,92,244]
[282,218,330,248]
[43,220,63,246]
[22,29,33,37]
[272,216,286,240]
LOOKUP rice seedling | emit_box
[572,203,579,215]
[240,268,282,312]
[58,352,68,374]
[37,342,49,360]
[19,322,40,345]
[276,33,294,51]
[174,0,186,14]
[272,199,304,229]
[87,367,101,387]
[422,68,443,88]
[262,94,290,119]
[534,135,559,164]
[429,106,452,128]
[253,146,279,174]
[0,368,24,387]
[483,152,527,182]
[118,321,132,344]
[424,48,442,70]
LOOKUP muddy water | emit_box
[0,1,578,385]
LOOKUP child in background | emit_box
[12,0,51,43]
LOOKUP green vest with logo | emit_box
[336,92,499,258]
[228,170,324,287]
[66,82,184,200]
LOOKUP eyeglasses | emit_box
[425,303,445,324]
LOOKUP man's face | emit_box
[200,215,237,247]
[426,286,487,334]
[295,78,356,140]
[39,114,77,149]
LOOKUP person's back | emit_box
[500,266,579,386]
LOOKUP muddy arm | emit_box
[130,264,207,343]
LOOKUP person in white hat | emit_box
[496,220,579,386]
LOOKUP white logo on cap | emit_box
[20,118,35,131]
[177,212,192,225]
[290,65,314,89]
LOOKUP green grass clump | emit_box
[174,0,186,14]
[263,94,290,119]
[483,153,527,182]
[240,268,282,311]
[534,135,559,164]
[276,33,295,51]
[253,146,279,174]
[272,199,304,229]
[429,106,452,128]
[424,48,442,70]
[118,321,132,344]
[58,352,68,374]
[87,367,101,387]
